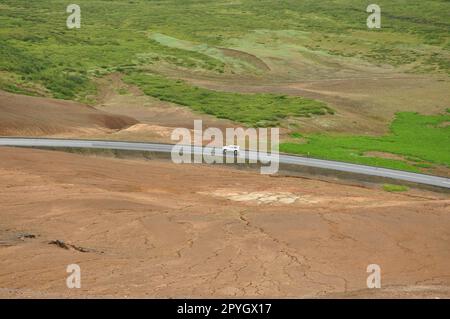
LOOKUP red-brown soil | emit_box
[0,147,449,298]
[0,90,138,137]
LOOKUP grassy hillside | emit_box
[1,0,449,172]
[1,0,449,100]
[124,72,333,127]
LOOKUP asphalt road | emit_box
[1,137,449,189]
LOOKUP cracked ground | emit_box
[0,147,449,298]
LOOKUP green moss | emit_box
[290,132,303,138]
[124,72,332,127]
[382,184,409,192]
[280,112,450,172]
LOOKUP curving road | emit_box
[1,137,449,189]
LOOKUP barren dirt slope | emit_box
[0,90,138,137]
[0,147,449,298]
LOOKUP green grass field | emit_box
[1,0,449,100]
[281,112,450,172]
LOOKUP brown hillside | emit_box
[0,90,138,136]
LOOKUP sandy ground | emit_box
[0,90,137,137]
[0,147,449,298]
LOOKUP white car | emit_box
[222,145,240,155]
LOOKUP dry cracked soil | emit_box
[0,147,449,298]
